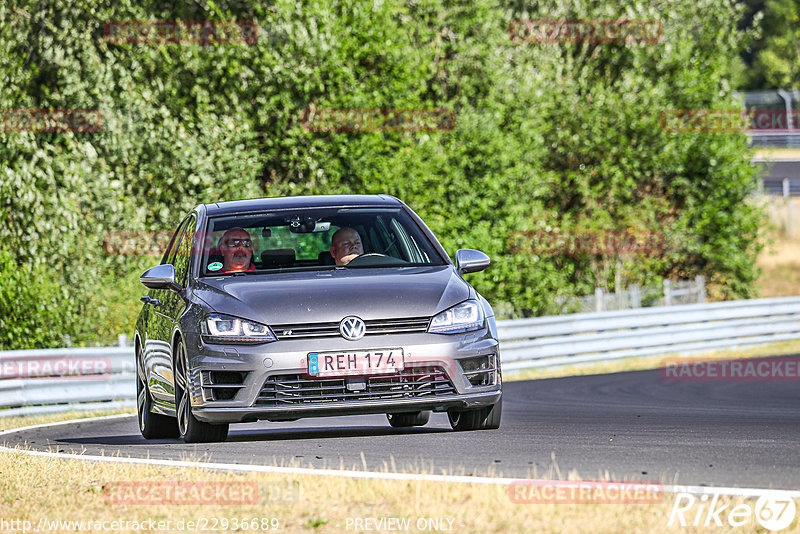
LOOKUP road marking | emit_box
[1,414,798,498]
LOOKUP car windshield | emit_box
[199,207,447,276]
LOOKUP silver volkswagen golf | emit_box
[135,195,502,442]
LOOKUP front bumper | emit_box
[193,390,502,423]
[182,325,502,424]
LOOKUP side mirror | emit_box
[455,249,490,275]
[140,264,182,292]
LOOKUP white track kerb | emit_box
[1,414,798,500]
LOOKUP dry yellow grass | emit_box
[0,406,797,532]
[757,232,800,297]
[748,191,800,296]
[0,440,796,533]
[758,236,800,269]
[753,148,800,160]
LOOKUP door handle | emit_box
[140,296,162,307]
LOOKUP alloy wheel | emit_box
[175,342,190,436]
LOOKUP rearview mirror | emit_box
[455,249,490,274]
[287,217,331,233]
[140,264,182,292]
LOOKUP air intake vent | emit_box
[201,370,247,401]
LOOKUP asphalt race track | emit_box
[3,356,799,490]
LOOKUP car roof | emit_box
[202,194,403,216]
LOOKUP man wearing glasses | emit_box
[218,227,256,272]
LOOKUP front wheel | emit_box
[174,340,229,443]
[387,411,430,427]
[448,397,502,431]
[136,344,178,439]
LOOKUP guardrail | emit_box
[0,347,135,417]
[741,89,800,148]
[2,296,800,416]
[498,296,800,371]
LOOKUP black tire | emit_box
[387,411,431,427]
[448,397,502,431]
[136,344,178,439]
[174,340,229,443]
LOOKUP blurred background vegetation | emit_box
[0,0,790,348]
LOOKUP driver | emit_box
[329,227,364,265]
[218,227,256,272]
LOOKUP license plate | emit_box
[307,349,404,378]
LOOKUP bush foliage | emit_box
[0,0,763,348]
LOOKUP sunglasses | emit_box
[225,239,252,248]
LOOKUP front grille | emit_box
[255,366,456,406]
[271,317,430,340]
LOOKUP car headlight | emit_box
[202,314,277,344]
[428,300,485,334]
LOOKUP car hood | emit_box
[192,265,470,325]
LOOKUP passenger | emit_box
[218,227,255,272]
[329,227,364,265]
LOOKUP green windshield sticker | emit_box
[207,262,223,271]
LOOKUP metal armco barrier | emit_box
[2,296,800,416]
[498,296,800,371]
[0,347,135,417]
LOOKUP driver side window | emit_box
[173,216,196,286]
[161,217,189,265]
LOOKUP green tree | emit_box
[0,0,765,347]
[744,0,800,88]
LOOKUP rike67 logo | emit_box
[668,492,796,531]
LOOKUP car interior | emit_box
[200,209,440,275]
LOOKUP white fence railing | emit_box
[2,296,800,416]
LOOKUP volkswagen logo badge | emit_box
[339,316,366,341]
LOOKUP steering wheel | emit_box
[346,253,391,266]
